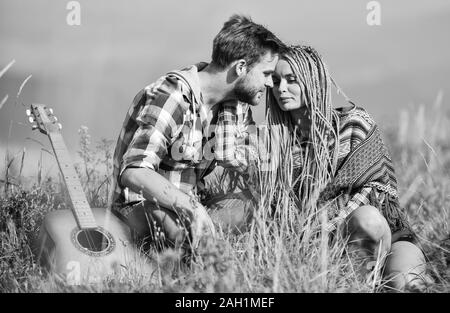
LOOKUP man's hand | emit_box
[188,200,217,249]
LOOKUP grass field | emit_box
[0,70,449,293]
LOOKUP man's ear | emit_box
[234,59,248,77]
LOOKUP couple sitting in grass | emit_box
[110,14,428,291]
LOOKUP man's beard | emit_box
[234,78,263,106]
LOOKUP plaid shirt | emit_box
[109,63,255,211]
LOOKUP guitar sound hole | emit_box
[76,229,110,252]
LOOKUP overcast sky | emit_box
[1,0,450,176]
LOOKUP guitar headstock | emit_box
[26,104,62,135]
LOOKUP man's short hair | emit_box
[212,14,284,69]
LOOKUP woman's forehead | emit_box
[275,59,294,75]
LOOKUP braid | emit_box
[266,45,339,211]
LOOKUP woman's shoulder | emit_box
[333,104,381,167]
[335,103,377,131]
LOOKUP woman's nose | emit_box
[279,79,287,93]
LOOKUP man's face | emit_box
[234,51,279,106]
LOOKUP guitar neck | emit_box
[48,131,97,229]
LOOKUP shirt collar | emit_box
[167,62,208,110]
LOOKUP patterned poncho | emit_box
[293,105,412,237]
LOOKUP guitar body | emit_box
[37,207,155,284]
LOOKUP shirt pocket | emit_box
[170,111,203,164]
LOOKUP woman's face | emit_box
[271,59,303,111]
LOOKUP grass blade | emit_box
[0,59,15,79]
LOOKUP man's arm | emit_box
[118,82,215,242]
[118,81,187,206]
[120,167,194,216]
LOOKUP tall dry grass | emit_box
[385,91,450,291]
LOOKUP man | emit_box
[110,15,284,251]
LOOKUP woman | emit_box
[265,45,428,291]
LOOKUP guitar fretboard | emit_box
[48,132,97,229]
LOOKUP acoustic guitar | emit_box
[27,104,155,285]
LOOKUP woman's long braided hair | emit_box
[265,45,340,212]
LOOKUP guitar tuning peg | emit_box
[49,108,54,114]
[32,124,38,130]
[28,116,34,123]
[58,123,62,130]
[54,116,58,122]
[26,109,31,116]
